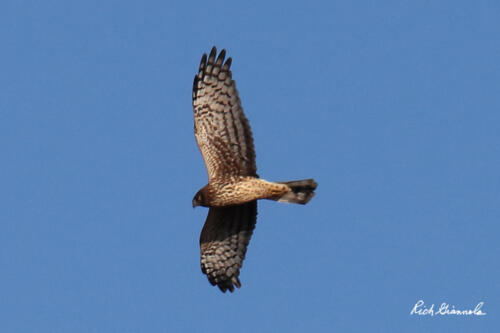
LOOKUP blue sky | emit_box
[1,0,499,332]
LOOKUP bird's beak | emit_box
[192,199,197,208]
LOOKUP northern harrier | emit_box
[192,47,317,292]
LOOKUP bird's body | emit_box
[192,47,317,292]
[195,177,291,207]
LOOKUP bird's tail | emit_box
[271,179,318,205]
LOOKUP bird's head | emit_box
[192,189,207,208]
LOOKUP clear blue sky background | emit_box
[1,1,498,332]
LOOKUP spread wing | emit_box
[200,201,257,292]
[192,47,257,181]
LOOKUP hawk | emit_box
[192,47,317,292]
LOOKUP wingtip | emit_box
[199,53,207,71]
[223,57,232,71]
[215,49,226,66]
[207,275,242,293]
[208,46,217,63]
[232,276,241,289]
[217,280,239,293]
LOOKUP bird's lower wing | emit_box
[199,201,257,292]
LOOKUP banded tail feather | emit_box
[272,179,317,204]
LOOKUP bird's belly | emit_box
[208,178,289,207]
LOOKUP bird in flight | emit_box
[192,47,317,292]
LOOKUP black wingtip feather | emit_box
[223,57,232,70]
[215,49,226,66]
[199,53,207,70]
[208,46,217,63]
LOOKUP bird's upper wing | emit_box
[199,201,257,292]
[192,47,257,181]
